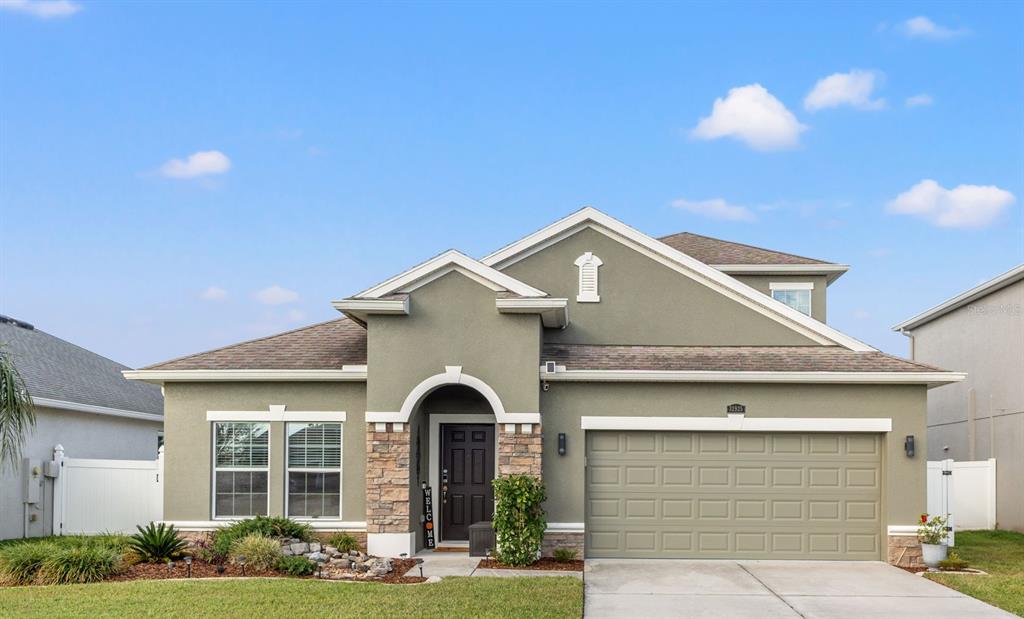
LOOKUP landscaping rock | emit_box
[289,542,310,555]
[325,546,339,556]
[309,542,322,553]
[366,557,392,577]
[308,551,328,563]
[281,547,294,556]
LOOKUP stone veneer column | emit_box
[498,423,543,477]
[887,533,924,568]
[365,422,414,556]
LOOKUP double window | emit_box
[770,282,813,316]
[287,422,342,519]
[213,422,270,518]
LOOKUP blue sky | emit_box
[1,1,1021,367]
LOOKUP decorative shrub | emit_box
[213,516,312,559]
[939,551,969,571]
[552,547,577,563]
[128,522,188,563]
[276,554,317,576]
[229,533,281,571]
[327,532,359,553]
[36,545,123,584]
[0,541,55,585]
[918,513,949,545]
[492,475,547,567]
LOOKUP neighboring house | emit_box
[126,208,962,565]
[0,315,164,540]
[894,265,1024,532]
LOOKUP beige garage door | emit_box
[585,431,882,560]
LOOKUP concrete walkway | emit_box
[412,550,582,579]
[584,559,1016,619]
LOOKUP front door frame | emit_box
[428,414,498,545]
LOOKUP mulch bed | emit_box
[109,557,426,584]
[477,558,584,572]
[897,566,929,574]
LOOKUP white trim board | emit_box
[893,264,1024,332]
[163,520,367,531]
[206,408,347,422]
[124,368,368,384]
[332,297,409,315]
[352,249,548,299]
[542,368,965,387]
[546,522,585,533]
[887,525,919,536]
[769,282,814,290]
[480,207,874,352]
[495,297,569,328]
[32,396,163,423]
[581,415,892,432]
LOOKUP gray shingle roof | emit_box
[143,318,367,370]
[542,343,943,373]
[0,317,163,415]
[659,232,832,265]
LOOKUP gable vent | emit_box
[574,252,603,303]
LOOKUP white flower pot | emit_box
[921,543,948,568]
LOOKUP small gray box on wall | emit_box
[468,521,495,557]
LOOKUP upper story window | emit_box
[770,282,813,316]
[574,252,603,303]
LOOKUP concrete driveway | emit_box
[584,559,1016,619]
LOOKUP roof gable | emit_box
[482,207,873,351]
[894,264,1024,332]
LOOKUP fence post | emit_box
[156,445,165,523]
[986,458,997,529]
[943,458,955,546]
[51,444,65,536]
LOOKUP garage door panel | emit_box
[585,431,882,560]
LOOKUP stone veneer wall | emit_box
[887,535,923,568]
[542,531,584,558]
[497,423,542,477]
[365,422,411,534]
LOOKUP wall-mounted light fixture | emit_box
[558,433,567,456]
[904,435,915,458]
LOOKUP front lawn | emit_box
[0,575,583,619]
[926,529,1024,617]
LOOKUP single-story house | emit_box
[0,315,164,539]
[894,264,1023,532]
[126,208,963,565]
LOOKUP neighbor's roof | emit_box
[0,316,163,415]
[542,343,944,373]
[142,318,367,370]
[658,232,833,266]
[893,264,1024,332]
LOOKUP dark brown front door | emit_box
[440,424,495,541]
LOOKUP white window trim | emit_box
[574,252,603,303]
[770,282,813,316]
[212,421,271,520]
[207,406,346,422]
[285,421,344,521]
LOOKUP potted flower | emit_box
[917,513,948,568]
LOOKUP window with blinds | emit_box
[574,252,604,302]
[286,422,342,519]
[213,422,270,518]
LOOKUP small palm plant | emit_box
[128,522,188,563]
[0,345,35,473]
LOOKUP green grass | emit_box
[926,529,1024,617]
[0,576,583,618]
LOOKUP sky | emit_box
[1,1,1022,368]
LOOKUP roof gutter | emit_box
[123,367,369,385]
[540,368,965,388]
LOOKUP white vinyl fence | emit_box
[52,444,163,535]
[927,458,998,545]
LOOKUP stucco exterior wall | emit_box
[732,274,830,323]
[0,406,161,540]
[501,227,820,346]
[539,382,927,530]
[366,271,541,415]
[908,279,1024,531]
[161,382,366,523]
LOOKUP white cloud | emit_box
[691,84,806,151]
[887,179,1015,228]
[159,150,231,179]
[200,286,227,301]
[0,0,80,18]
[671,198,757,222]
[804,70,885,112]
[902,16,969,40]
[285,309,306,323]
[905,94,934,108]
[255,285,299,305]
